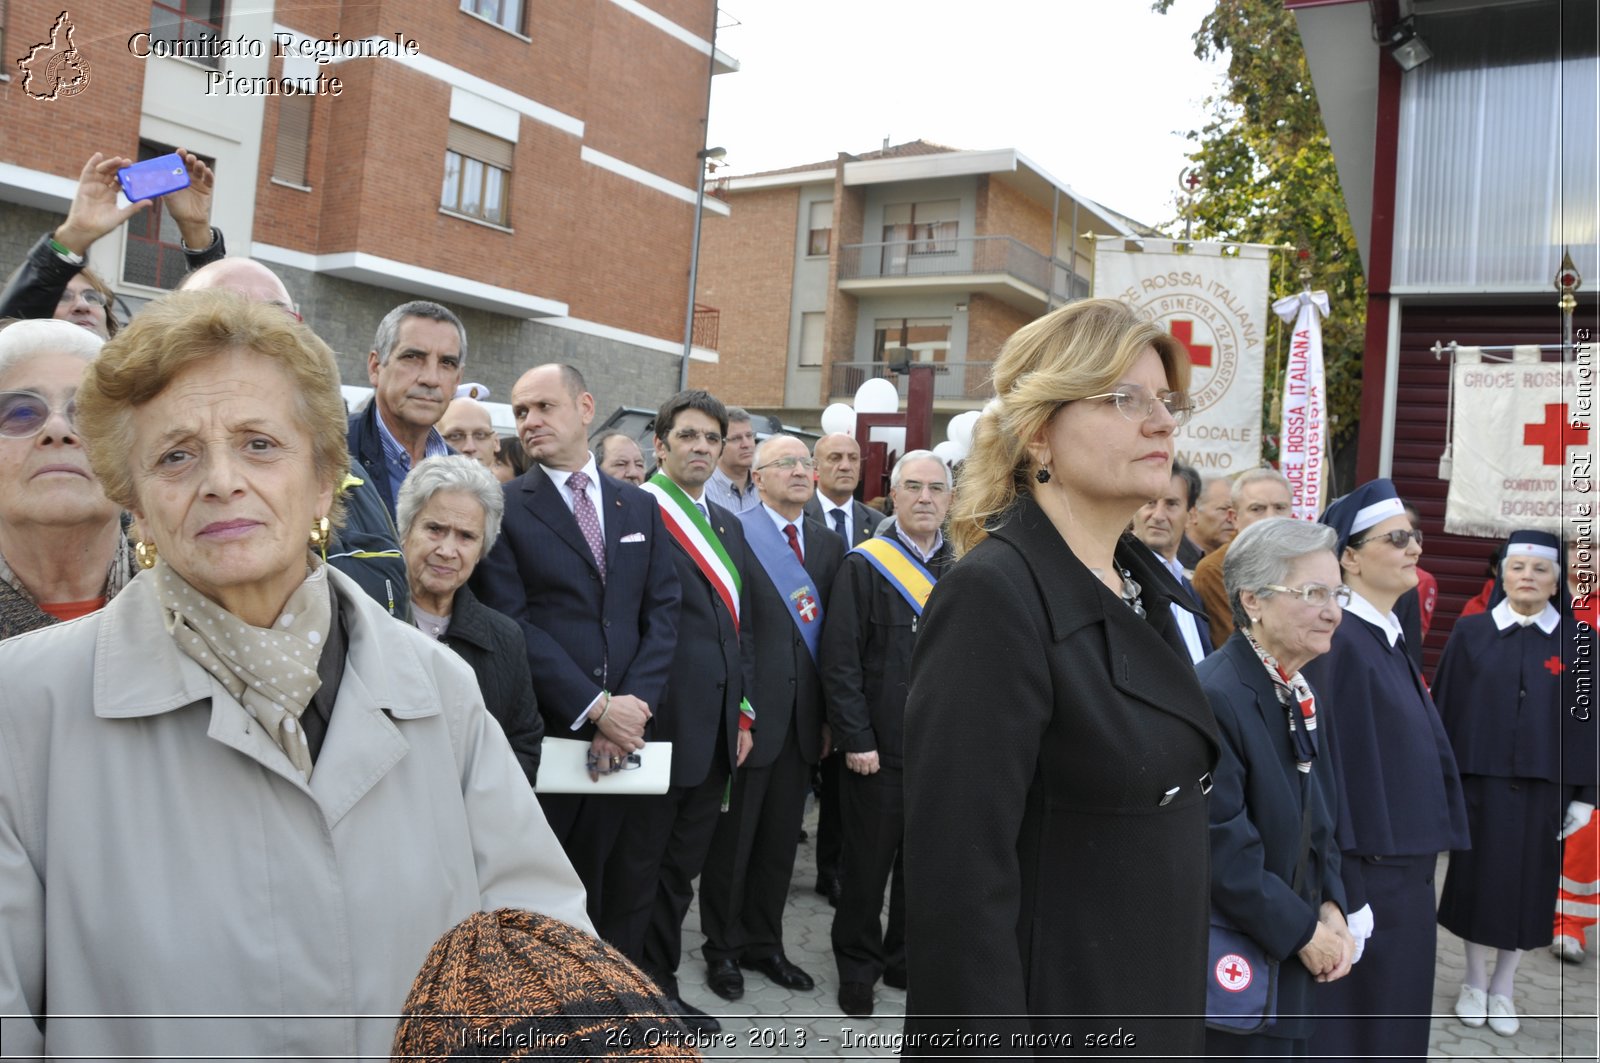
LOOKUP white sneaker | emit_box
[1487,993,1519,1037]
[1552,935,1585,964]
[1454,983,1487,1028]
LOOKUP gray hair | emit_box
[891,449,951,488]
[372,301,467,366]
[396,455,505,553]
[1224,517,1339,629]
[0,319,104,379]
[725,405,752,425]
[1232,466,1292,505]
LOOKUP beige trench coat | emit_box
[0,567,590,1059]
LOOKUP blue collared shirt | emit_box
[375,407,449,504]
[705,466,763,515]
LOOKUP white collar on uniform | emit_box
[1492,598,1561,634]
[1345,589,1403,647]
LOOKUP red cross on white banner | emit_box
[1523,403,1590,466]
[1170,319,1213,369]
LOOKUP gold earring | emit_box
[135,540,157,570]
[309,516,330,547]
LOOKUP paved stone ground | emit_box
[670,809,1599,1059]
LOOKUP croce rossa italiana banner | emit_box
[1095,239,1272,473]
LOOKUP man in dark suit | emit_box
[347,300,463,517]
[602,390,755,1033]
[471,363,681,930]
[1134,461,1214,665]
[699,435,843,1000]
[822,450,953,1018]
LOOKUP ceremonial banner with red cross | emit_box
[1094,238,1272,474]
[1444,359,1592,537]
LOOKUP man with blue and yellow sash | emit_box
[820,450,953,1018]
[605,391,755,1033]
[700,434,844,1001]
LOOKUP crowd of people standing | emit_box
[0,151,1592,1060]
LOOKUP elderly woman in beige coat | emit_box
[0,290,589,1058]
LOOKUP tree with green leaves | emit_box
[1156,0,1366,457]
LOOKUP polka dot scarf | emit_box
[155,556,331,781]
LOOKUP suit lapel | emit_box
[521,466,599,573]
[600,473,625,570]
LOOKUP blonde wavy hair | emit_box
[948,298,1190,557]
[77,289,351,528]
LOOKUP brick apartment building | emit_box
[0,0,734,413]
[689,140,1153,434]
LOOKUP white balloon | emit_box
[948,410,981,450]
[933,440,966,465]
[820,402,856,437]
[854,377,901,414]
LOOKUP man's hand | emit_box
[54,153,147,255]
[594,693,650,751]
[163,148,215,249]
[588,734,629,782]
[845,750,880,775]
[737,730,753,767]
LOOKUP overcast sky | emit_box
[705,0,1228,230]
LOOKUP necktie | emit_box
[697,502,710,523]
[567,471,606,583]
[784,523,804,565]
[830,507,850,544]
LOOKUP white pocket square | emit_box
[620,532,647,543]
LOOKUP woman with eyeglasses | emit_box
[901,298,1219,1057]
[1433,529,1596,1037]
[0,320,133,639]
[1302,478,1469,1063]
[1197,517,1354,1058]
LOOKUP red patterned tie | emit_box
[567,471,606,583]
[784,523,804,565]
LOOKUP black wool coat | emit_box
[441,584,545,787]
[901,495,1219,1059]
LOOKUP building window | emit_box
[122,140,215,291]
[272,94,313,187]
[148,0,225,69]
[798,312,825,367]
[460,0,522,34]
[807,201,832,257]
[442,122,513,226]
[873,317,951,366]
[881,200,959,274]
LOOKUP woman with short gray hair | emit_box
[398,454,542,785]
[1196,517,1354,1058]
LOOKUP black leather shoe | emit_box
[838,981,874,1017]
[815,875,842,907]
[667,994,722,1033]
[883,965,907,990]
[740,952,815,991]
[705,958,744,1001]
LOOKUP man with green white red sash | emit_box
[602,390,755,1033]
[820,449,954,1019]
[700,434,845,1002]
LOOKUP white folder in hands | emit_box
[534,737,673,794]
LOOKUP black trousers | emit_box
[831,764,906,984]
[816,751,843,882]
[699,719,810,962]
[538,791,628,931]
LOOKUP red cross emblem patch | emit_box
[796,593,818,622]
[1215,953,1253,993]
[1545,655,1565,676]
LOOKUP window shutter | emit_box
[273,95,313,185]
[448,122,514,170]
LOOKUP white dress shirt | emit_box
[542,456,606,540]
[1153,550,1207,665]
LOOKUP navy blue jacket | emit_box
[1198,634,1346,1039]
[470,466,681,734]
[347,404,397,517]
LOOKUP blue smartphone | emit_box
[117,153,190,202]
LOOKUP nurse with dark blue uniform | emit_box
[1434,530,1598,1037]
[1302,480,1470,1062]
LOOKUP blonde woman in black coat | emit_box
[902,298,1220,1058]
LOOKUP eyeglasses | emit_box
[1350,528,1423,550]
[0,390,76,438]
[1082,383,1195,428]
[757,456,817,472]
[57,287,107,309]
[670,428,723,446]
[1262,583,1352,608]
[443,428,497,445]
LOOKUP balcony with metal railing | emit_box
[827,360,995,406]
[836,236,1089,311]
